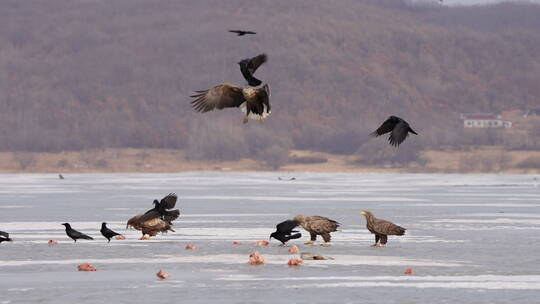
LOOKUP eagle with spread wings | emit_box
[126,193,180,238]
[190,83,270,123]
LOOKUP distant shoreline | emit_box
[1,147,539,174]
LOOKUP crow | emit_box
[127,193,181,238]
[61,223,93,242]
[138,193,180,225]
[100,222,121,243]
[0,231,12,243]
[59,174,64,179]
[371,116,418,147]
[270,219,302,245]
[229,30,256,36]
[238,54,267,87]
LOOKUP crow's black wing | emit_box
[138,210,161,223]
[246,54,267,75]
[371,116,398,137]
[69,229,93,240]
[389,120,410,147]
[276,220,300,234]
[101,227,121,237]
[160,193,178,210]
[239,60,262,87]
[287,232,302,240]
[163,209,180,223]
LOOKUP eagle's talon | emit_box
[304,241,314,246]
[321,243,331,247]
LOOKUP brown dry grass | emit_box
[1,147,540,173]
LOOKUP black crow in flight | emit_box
[229,30,256,36]
[371,116,418,147]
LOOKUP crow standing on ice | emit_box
[100,222,121,243]
[238,53,267,87]
[229,30,256,36]
[61,223,93,242]
[0,231,12,243]
[371,116,418,147]
[270,219,302,245]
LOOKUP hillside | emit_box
[1,0,540,166]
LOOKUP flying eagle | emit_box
[270,219,302,245]
[360,210,406,247]
[293,215,340,247]
[190,83,271,123]
[126,193,180,238]
[229,30,256,36]
[0,231,12,243]
[238,53,267,87]
[371,116,418,147]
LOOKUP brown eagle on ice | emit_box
[190,83,271,123]
[126,193,180,238]
[360,210,406,247]
[293,215,340,247]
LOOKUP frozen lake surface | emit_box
[1,173,540,303]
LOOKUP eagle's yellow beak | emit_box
[360,211,367,215]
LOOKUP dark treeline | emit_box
[1,0,540,164]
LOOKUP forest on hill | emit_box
[1,0,540,168]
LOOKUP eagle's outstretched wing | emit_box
[190,83,246,113]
